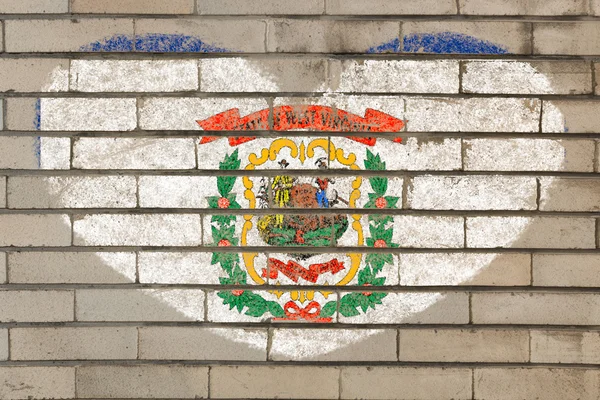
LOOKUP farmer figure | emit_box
[272,159,294,225]
[314,157,335,208]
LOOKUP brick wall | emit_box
[0,1,599,399]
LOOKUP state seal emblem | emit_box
[198,104,405,322]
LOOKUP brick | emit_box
[400,253,531,286]
[0,367,75,400]
[540,178,600,211]
[543,100,600,133]
[10,327,137,360]
[271,329,396,361]
[73,0,194,13]
[0,290,73,322]
[594,0,600,15]
[0,59,69,92]
[0,137,43,169]
[392,216,464,248]
[330,60,458,93]
[327,0,455,15]
[0,0,68,13]
[40,98,137,131]
[474,368,600,400]
[331,137,462,171]
[5,19,134,52]
[472,293,600,324]
[341,367,472,400]
[139,327,267,360]
[140,97,268,130]
[5,98,39,131]
[8,176,137,208]
[9,252,136,284]
[338,292,469,324]
[200,58,327,92]
[71,60,198,92]
[267,20,399,53]
[73,138,196,169]
[464,139,595,172]
[407,176,537,210]
[211,366,339,399]
[533,254,600,287]
[403,21,531,54]
[460,0,588,15]
[77,365,208,399]
[531,330,600,364]
[199,0,324,14]
[0,215,71,247]
[399,329,529,362]
[76,289,204,321]
[139,176,212,208]
[0,330,7,360]
[135,19,266,52]
[405,98,540,132]
[463,61,592,95]
[38,137,71,169]
[139,252,228,284]
[467,217,596,249]
[534,23,600,56]
[73,214,201,246]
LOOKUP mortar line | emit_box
[135,251,140,284]
[0,247,597,254]
[8,90,600,100]
[207,365,212,399]
[6,327,10,361]
[590,60,596,94]
[468,292,473,324]
[3,14,600,21]
[338,366,342,400]
[471,368,475,400]
[263,19,269,53]
[538,98,544,133]
[528,329,532,363]
[3,52,600,61]
[266,327,273,362]
[529,21,535,56]
[594,139,599,173]
[396,328,400,362]
[529,253,534,286]
[4,321,600,330]
[455,0,461,14]
[1,208,599,217]
[0,359,599,368]
[3,169,600,178]
[535,177,541,210]
[136,326,141,360]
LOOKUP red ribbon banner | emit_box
[273,301,332,323]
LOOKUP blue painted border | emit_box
[81,33,229,53]
[369,32,508,55]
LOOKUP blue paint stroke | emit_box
[80,34,134,52]
[34,98,41,131]
[403,32,508,54]
[80,33,229,52]
[135,33,229,53]
[34,98,41,167]
[367,38,401,54]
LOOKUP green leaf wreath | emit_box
[319,149,398,318]
[210,149,397,320]
[209,149,285,318]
